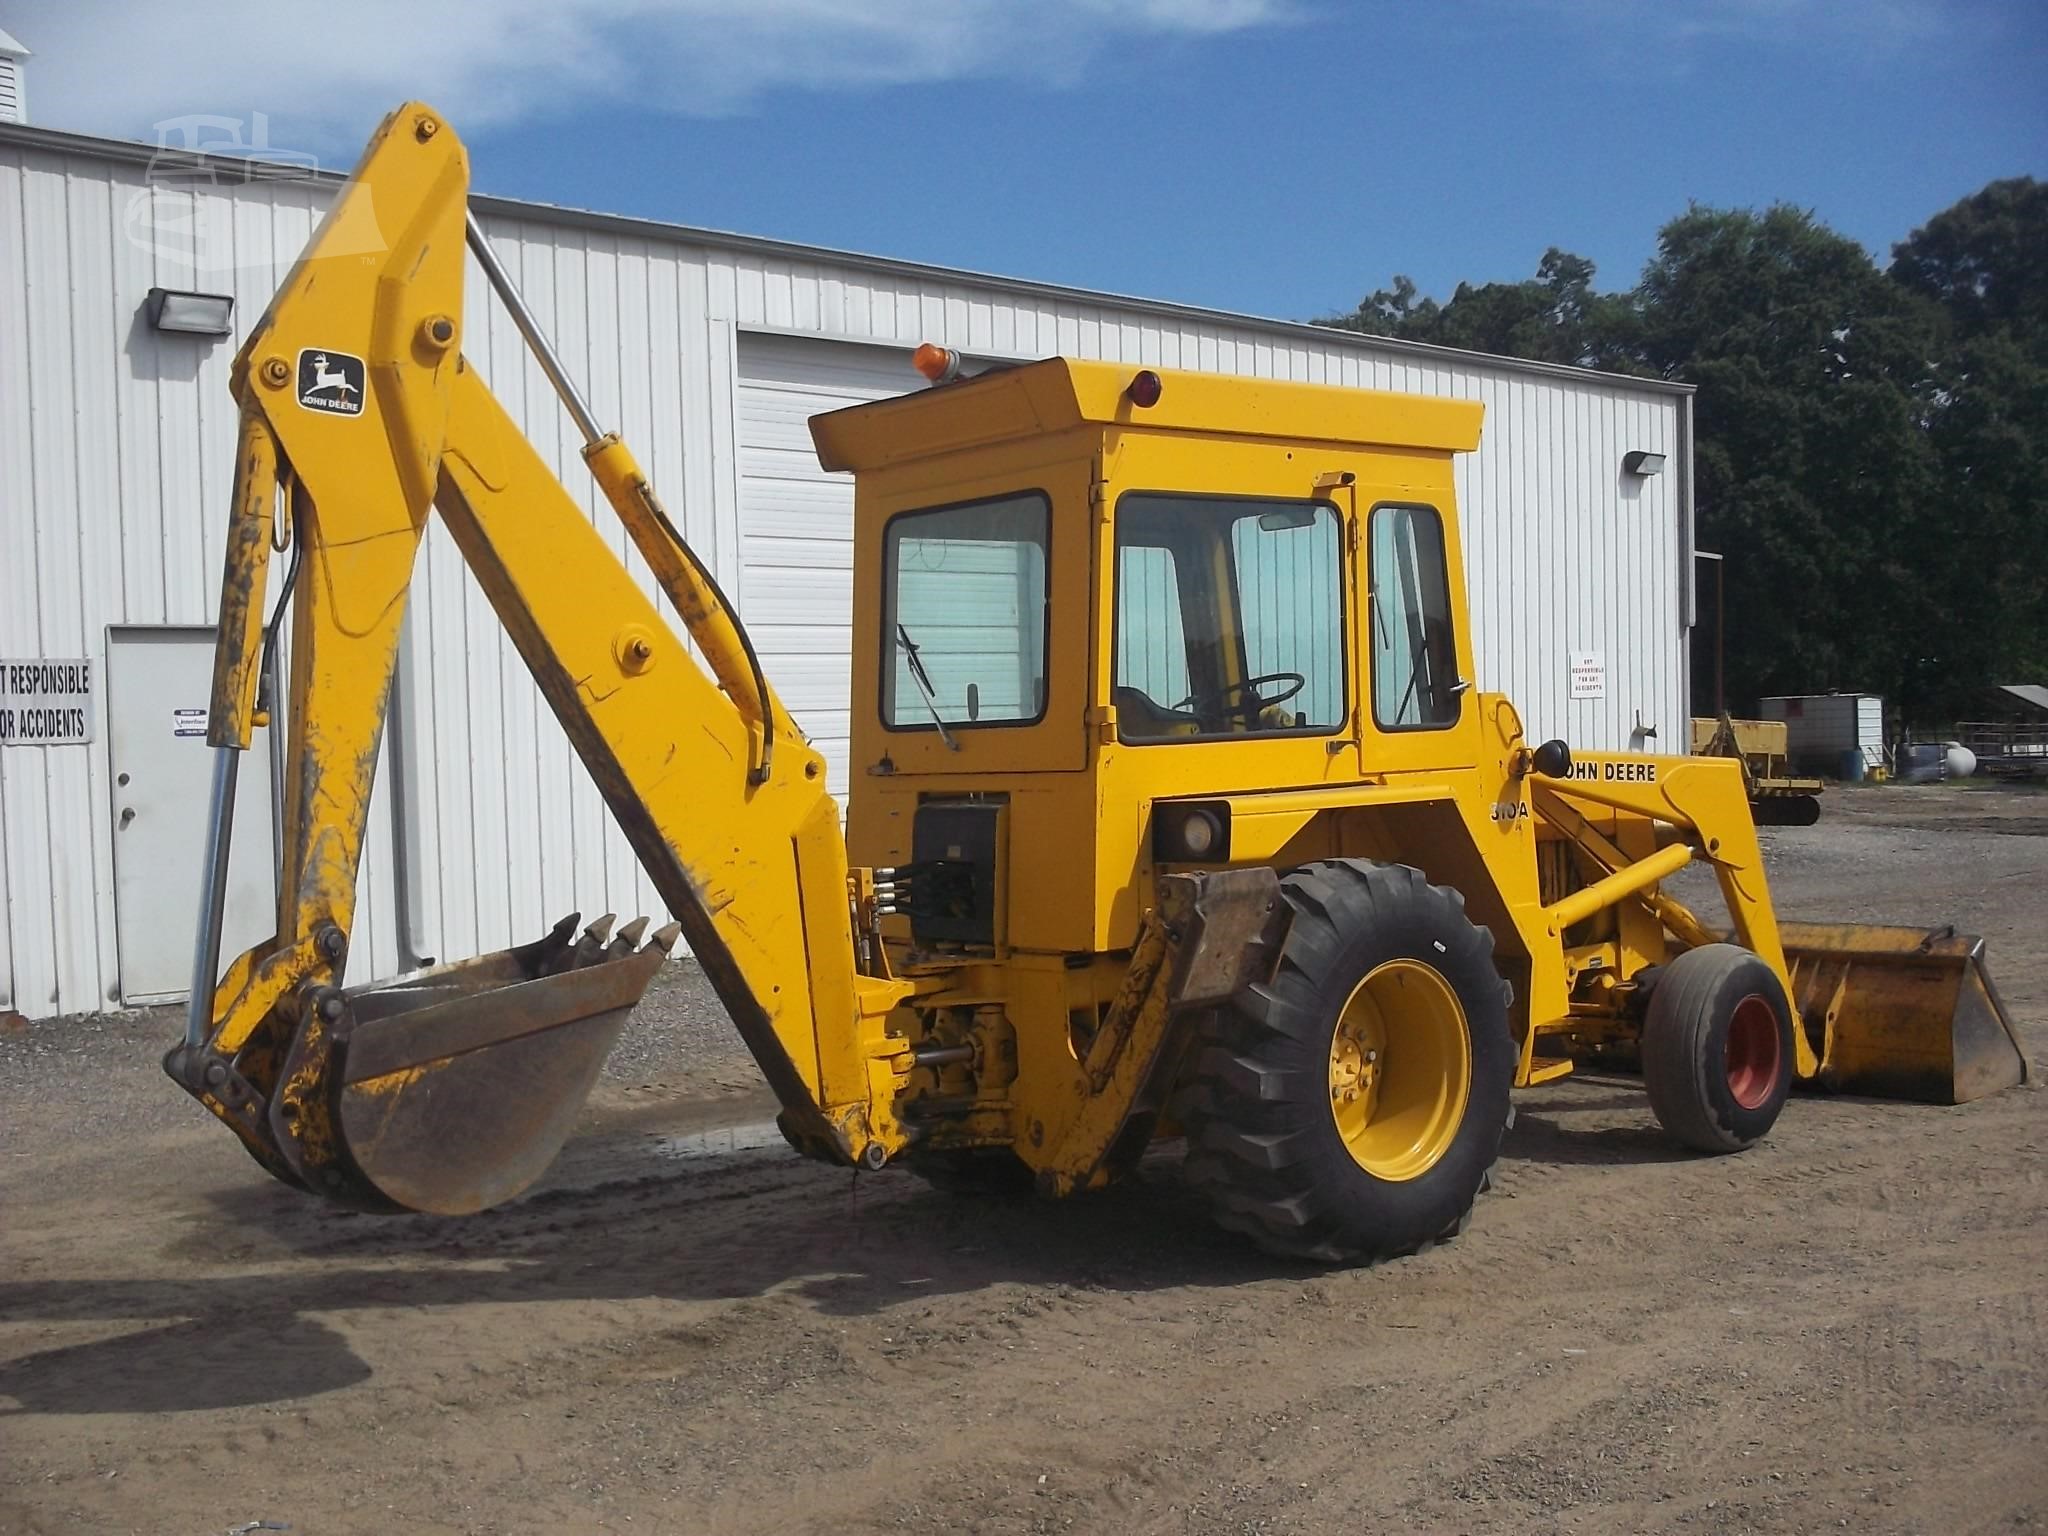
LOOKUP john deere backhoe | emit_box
[167,105,2029,1263]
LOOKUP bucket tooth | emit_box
[536,912,586,976]
[651,921,682,955]
[615,915,652,952]
[565,915,617,969]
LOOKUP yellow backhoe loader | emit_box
[166,106,2029,1263]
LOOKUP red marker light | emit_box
[913,342,962,384]
[1127,369,1163,408]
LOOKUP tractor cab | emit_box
[814,355,1501,961]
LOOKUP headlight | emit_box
[1153,802,1231,863]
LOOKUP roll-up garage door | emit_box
[734,335,916,801]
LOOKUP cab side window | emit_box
[1369,504,1461,729]
[882,493,1050,730]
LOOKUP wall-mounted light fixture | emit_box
[145,286,235,336]
[1622,449,1667,477]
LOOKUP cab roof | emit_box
[809,356,1484,473]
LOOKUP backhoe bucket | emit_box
[1779,922,2031,1104]
[282,913,677,1215]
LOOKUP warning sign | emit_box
[1569,651,1605,700]
[0,657,95,746]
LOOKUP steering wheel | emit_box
[1183,671,1307,724]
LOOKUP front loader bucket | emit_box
[1779,922,2031,1104]
[271,913,677,1214]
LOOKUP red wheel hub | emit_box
[1725,994,1782,1110]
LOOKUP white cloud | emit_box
[1509,0,1948,56]
[14,0,1293,149]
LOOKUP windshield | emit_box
[881,492,1050,731]
[1113,494,1345,742]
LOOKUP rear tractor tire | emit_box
[1175,860,1516,1265]
[1641,943,1794,1153]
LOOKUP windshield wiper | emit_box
[895,623,960,751]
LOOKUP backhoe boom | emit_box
[168,103,910,1210]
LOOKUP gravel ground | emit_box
[2,782,2043,1535]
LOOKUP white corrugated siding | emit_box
[0,127,1690,1019]
[734,336,908,800]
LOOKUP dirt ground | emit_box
[3,784,2044,1535]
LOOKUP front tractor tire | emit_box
[1641,943,1794,1153]
[1175,860,1516,1265]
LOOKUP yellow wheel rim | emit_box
[1328,959,1472,1181]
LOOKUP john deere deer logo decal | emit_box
[296,348,365,416]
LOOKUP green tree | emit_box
[1324,248,1639,372]
[1633,205,1947,716]
[1320,190,2046,725]
[1891,177,2048,346]
[1890,179,2048,704]
[1325,273,1440,338]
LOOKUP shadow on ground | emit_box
[0,1154,1288,1416]
[1,1086,1696,1417]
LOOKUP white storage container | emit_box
[1758,693,1884,775]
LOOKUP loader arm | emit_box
[165,103,910,1212]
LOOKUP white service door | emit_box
[735,335,914,803]
[107,628,277,1004]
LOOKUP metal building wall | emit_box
[0,136,408,1017]
[0,124,1691,1018]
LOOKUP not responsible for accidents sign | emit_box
[1569,651,1606,701]
[0,658,95,746]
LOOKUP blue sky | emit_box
[19,0,2047,321]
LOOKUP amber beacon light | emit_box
[913,342,962,384]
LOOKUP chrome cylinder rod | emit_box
[185,745,241,1049]
[464,210,605,448]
